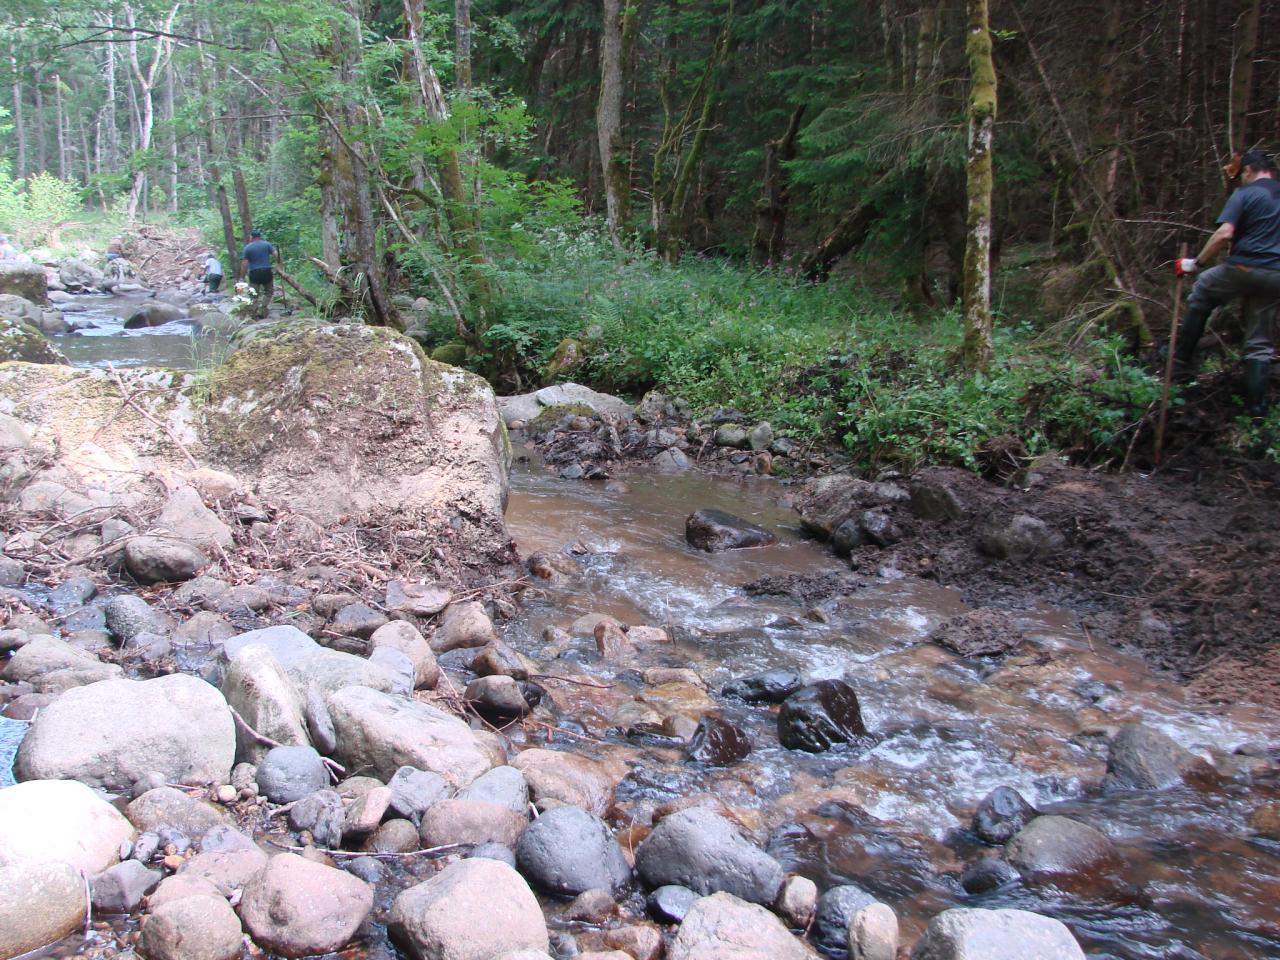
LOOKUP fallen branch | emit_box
[265,837,467,859]
[228,705,346,779]
[276,265,320,309]
[106,366,200,470]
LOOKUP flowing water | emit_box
[502,453,1280,960]
[46,292,220,369]
[5,322,1280,958]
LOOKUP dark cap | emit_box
[249,229,263,238]
[1240,149,1275,173]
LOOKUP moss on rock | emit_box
[0,317,69,365]
[0,264,48,305]
[430,341,469,367]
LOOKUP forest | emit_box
[2,0,1279,465]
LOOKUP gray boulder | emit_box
[977,515,1061,561]
[125,302,184,328]
[140,895,245,960]
[910,907,1085,959]
[432,600,500,653]
[104,594,169,645]
[812,884,878,955]
[221,644,310,763]
[0,779,135,874]
[289,789,346,848]
[14,674,236,790]
[91,859,162,913]
[515,805,631,896]
[256,745,330,803]
[0,262,47,303]
[370,620,440,689]
[58,257,104,291]
[1103,723,1213,792]
[635,808,784,906]
[239,853,373,957]
[419,798,528,848]
[685,509,778,552]
[669,892,818,960]
[124,535,209,583]
[126,787,230,840]
[155,486,233,548]
[389,766,451,822]
[1004,816,1120,885]
[0,861,88,958]
[1,634,122,693]
[457,765,528,814]
[972,786,1037,845]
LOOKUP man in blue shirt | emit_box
[238,230,279,319]
[1174,149,1280,416]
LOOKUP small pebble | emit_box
[162,854,184,871]
[216,784,237,804]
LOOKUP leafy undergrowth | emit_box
[424,227,1168,473]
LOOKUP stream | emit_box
[5,298,1279,959]
[46,292,216,369]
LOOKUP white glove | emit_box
[1176,258,1200,277]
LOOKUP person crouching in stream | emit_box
[238,230,280,320]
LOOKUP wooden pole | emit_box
[1154,242,1188,467]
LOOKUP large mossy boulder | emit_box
[0,262,48,304]
[202,323,512,564]
[0,317,69,365]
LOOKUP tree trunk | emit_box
[232,168,253,239]
[1229,0,1261,153]
[798,191,882,281]
[596,0,630,244]
[123,4,178,223]
[104,28,120,170]
[961,0,996,372]
[33,75,46,173]
[455,0,473,94]
[751,104,805,267]
[164,60,178,213]
[53,74,67,180]
[10,53,26,179]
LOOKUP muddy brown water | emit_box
[503,454,1280,960]
[6,329,1279,958]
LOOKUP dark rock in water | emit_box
[973,786,1037,845]
[468,842,517,868]
[124,302,183,328]
[831,518,864,556]
[960,857,1022,894]
[857,510,901,547]
[465,675,532,722]
[63,606,107,632]
[256,746,329,804]
[104,595,166,645]
[812,884,878,956]
[649,884,699,923]
[722,669,803,704]
[1004,815,1121,886]
[685,509,778,552]
[560,462,585,480]
[1103,723,1215,792]
[635,807,783,906]
[388,766,449,823]
[778,680,868,752]
[344,856,384,884]
[977,514,1061,561]
[930,609,1025,659]
[515,805,632,896]
[48,577,96,609]
[288,789,345,849]
[91,859,163,913]
[687,716,752,765]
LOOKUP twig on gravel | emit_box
[81,869,91,938]
[450,577,531,601]
[528,673,613,689]
[522,716,604,745]
[228,705,346,779]
[264,837,468,859]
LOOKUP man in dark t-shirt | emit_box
[1175,149,1280,416]
[239,229,279,319]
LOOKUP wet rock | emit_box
[685,509,778,552]
[636,808,784,906]
[654,448,691,471]
[1250,803,1280,838]
[649,885,699,923]
[777,680,868,752]
[0,315,68,363]
[146,873,223,909]
[370,620,440,689]
[566,888,618,923]
[857,510,901,547]
[334,602,389,638]
[386,580,452,618]
[222,644,310,762]
[722,669,804,704]
[513,748,626,816]
[140,896,244,960]
[289,789,345,849]
[931,609,1025,659]
[972,786,1038,845]
[328,685,498,786]
[180,847,269,895]
[796,475,909,539]
[473,639,537,680]
[959,858,1021,894]
[1004,815,1121,885]
[457,765,529,814]
[687,716,752,765]
[467,674,533,722]
[0,779,134,874]
[389,858,550,960]
[151,490,231,555]
[389,766,450,822]
[240,852,373,957]
[669,891,817,960]
[749,422,774,451]
[91,859,162,913]
[104,594,168,645]
[977,515,1061,561]
[125,302,184,328]
[469,842,518,868]
[14,674,235,789]
[831,518,864,556]
[1103,723,1213,792]
[812,884,878,955]
[516,806,632,896]
[2,634,122,693]
[714,424,750,448]
[420,798,528,848]
[595,620,633,659]
[256,745,330,803]
[776,875,818,928]
[432,600,500,653]
[345,785,393,836]
[126,787,230,841]
[0,860,87,958]
[910,907,1085,959]
[911,480,966,521]
[0,262,47,303]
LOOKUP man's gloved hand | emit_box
[1175,258,1200,277]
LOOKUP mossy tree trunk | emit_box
[596,0,631,246]
[961,0,996,372]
